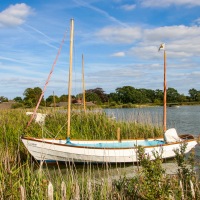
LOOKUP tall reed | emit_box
[1,108,197,199]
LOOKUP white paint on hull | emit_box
[21,137,197,163]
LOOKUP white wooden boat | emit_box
[21,20,197,163]
[21,129,197,163]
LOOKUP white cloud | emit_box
[143,26,200,55]
[144,25,200,41]
[111,52,125,57]
[193,18,200,25]
[128,45,159,59]
[99,25,199,65]
[96,26,141,43]
[121,4,136,11]
[95,24,200,61]
[140,0,200,7]
[96,25,200,47]
[0,3,33,27]
[1,1,200,98]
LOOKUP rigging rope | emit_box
[26,29,68,128]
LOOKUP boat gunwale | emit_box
[21,135,197,150]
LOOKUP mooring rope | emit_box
[26,29,68,128]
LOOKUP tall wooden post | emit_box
[82,54,86,113]
[53,91,56,108]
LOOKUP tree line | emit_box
[1,86,200,108]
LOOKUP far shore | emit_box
[1,100,200,110]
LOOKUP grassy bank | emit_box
[0,109,199,199]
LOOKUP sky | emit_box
[1,0,200,99]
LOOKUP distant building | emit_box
[0,100,16,109]
[49,100,95,107]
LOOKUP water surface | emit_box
[104,105,200,136]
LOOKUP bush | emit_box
[11,103,24,109]
[113,145,199,199]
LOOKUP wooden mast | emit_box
[159,43,167,132]
[163,49,167,132]
[53,91,56,108]
[67,19,74,139]
[82,54,86,112]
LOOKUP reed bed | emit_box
[24,109,163,141]
[0,108,199,199]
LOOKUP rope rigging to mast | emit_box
[26,28,68,128]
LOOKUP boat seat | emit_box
[164,128,182,143]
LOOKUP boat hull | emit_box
[21,136,197,163]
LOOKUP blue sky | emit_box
[1,0,200,99]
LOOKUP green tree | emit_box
[196,92,200,101]
[177,94,187,102]
[0,96,8,102]
[85,92,101,104]
[46,95,59,106]
[188,88,198,101]
[108,92,119,104]
[23,87,45,107]
[154,89,163,102]
[167,87,180,103]
[13,96,23,103]
[86,88,108,103]
[116,86,143,104]
[59,94,68,102]
[137,88,155,103]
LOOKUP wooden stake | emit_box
[82,54,86,113]
[117,127,121,142]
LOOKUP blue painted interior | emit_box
[66,140,165,148]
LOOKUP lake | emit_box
[104,105,200,158]
[46,105,200,176]
[104,105,200,136]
